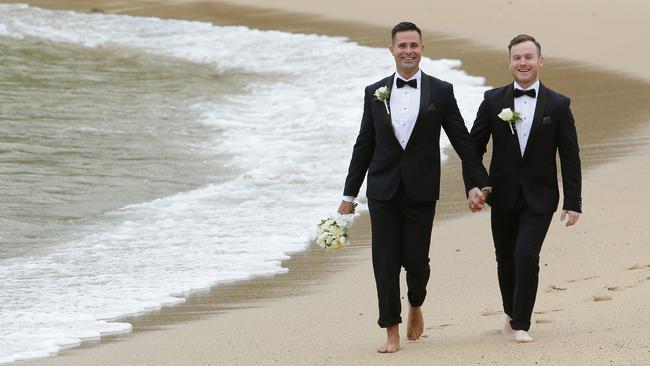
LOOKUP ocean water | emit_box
[0,4,488,363]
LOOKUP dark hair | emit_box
[391,22,422,41]
[508,34,541,56]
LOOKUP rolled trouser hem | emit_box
[407,294,426,308]
[378,316,402,328]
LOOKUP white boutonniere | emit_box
[498,108,521,134]
[374,86,390,115]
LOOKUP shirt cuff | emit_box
[342,195,356,203]
[481,187,492,194]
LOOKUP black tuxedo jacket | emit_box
[344,72,489,202]
[464,82,582,214]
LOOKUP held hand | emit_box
[560,210,580,227]
[467,187,486,212]
[338,200,355,215]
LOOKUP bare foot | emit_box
[514,330,534,343]
[377,325,400,353]
[407,307,424,341]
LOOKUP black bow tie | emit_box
[513,88,536,98]
[396,78,417,89]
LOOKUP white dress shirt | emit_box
[342,70,422,203]
[390,70,422,149]
[513,80,540,156]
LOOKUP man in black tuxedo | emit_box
[338,22,490,353]
[465,34,582,343]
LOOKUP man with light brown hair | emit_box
[466,34,582,343]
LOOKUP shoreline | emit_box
[5,0,650,82]
[4,1,650,365]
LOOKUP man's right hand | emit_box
[467,187,486,212]
[338,200,355,215]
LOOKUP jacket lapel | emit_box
[383,74,395,128]
[521,82,548,162]
[417,72,431,121]
[502,84,523,160]
[380,74,404,149]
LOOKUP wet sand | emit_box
[5,0,650,365]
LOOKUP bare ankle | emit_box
[386,324,399,340]
[377,325,400,353]
[407,307,424,340]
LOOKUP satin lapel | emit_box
[383,74,395,129]
[403,73,430,151]
[522,83,548,162]
[382,74,403,149]
[417,72,431,120]
[502,84,523,160]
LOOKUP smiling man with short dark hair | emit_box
[339,21,490,353]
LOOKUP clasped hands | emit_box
[468,187,488,213]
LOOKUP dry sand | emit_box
[6,1,650,365]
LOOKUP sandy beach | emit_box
[6,0,650,365]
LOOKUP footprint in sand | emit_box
[480,309,503,316]
[607,286,625,291]
[534,308,563,315]
[536,319,552,324]
[567,275,598,283]
[626,263,650,270]
[606,276,650,291]
[593,294,613,302]
[544,285,568,293]
[426,324,453,330]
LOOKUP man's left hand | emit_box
[560,210,580,227]
[468,187,486,212]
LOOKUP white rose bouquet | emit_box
[316,218,347,252]
[315,213,355,253]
